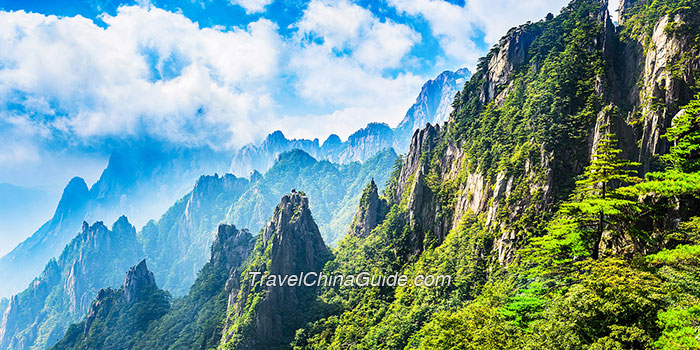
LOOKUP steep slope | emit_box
[0,217,144,350]
[393,68,471,151]
[287,0,700,348]
[226,148,397,245]
[0,144,230,299]
[139,173,250,296]
[0,178,90,302]
[51,224,255,350]
[134,224,254,350]
[221,191,332,349]
[25,0,700,348]
[50,260,170,350]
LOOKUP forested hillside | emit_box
[288,0,700,348]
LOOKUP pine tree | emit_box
[563,130,642,259]
[662,93,700,173]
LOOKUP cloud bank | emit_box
[0,0,575,172]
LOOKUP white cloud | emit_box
[295,0,420,71]
[229,0,274,14]
[389,0,479,64]
[0,7,282,149]
[465,0,569,42]
[282,0,425,137]
[389,0,570,67]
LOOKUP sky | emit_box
[0,0,605,254]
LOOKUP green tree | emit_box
[662,94,700,172]
[544,130,642,261]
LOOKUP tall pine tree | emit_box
[531,129,642,266]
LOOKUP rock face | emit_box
[83,260,159,335]
[211,224,255,271]
[383,0,700,266]
[54,260,169,350]
[138,148,394,297]
[480,25,541,105]
[222,191,332,349]
[0,218,143,350]
[348,179,387,238]
[122,260,156,304]
[140,173,250,296]
[627,13,700,172]
[394,68,471,150]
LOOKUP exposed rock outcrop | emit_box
[634,14,699,172]
[395,68,471,149]
[0,218,143,350]
[348,179,387,238]
[141,173,250,296]
[222,191,332,349]
[481,24,542,105]
[122,260,156,304]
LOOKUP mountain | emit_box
[393,68,471,150]
[133,224,254,350]
[221,191,332,349]
[227,68,471,177]
[139,173,251,297]
[50,260,170,350]
[0,148,395,349]
[52,224,255,350]
[0,217,144,350]
[13,0,700,348]
[286,0,700,348]
[0,144,230,299]
[142,148,396,296]
[0,65,467,300]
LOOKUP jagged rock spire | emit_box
[122,259,156,304]
[222,191,332,348]
[349,178,386,238]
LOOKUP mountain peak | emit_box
[348,178,386,238]
[122,259,157,304]
[223,192,332,348]
[54,177,90,220]
[210,224,254,270]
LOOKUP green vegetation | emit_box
[32,0,700,349]
[288,1,700,349]
[51,286,171,350]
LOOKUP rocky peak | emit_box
[222,191,332,348]
[348,179,386,238]
[53,177,90,221]
[395,68,470,150]
[480,24,541,105]
[397,123,440,199]
[321,134,342,148]
[122,259,157,304]
[210,224,254,271]
[249,170,262,183]
[262,191,331,269]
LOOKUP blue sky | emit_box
[0,0,605,253]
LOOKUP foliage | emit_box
[51,287,171,350]
[663,94,700,172]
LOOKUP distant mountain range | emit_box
[228,68,471,176]
[0,67,469,300]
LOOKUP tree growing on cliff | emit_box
[534,130,642,265]
[663,94,700,172]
